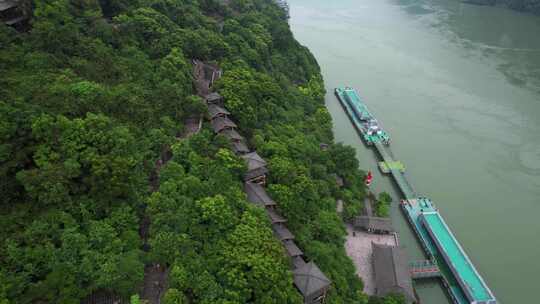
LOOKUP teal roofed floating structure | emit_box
[421,211,496,303]
[402,199,496,304]
[335,87,390,145]
[335,87,497,304]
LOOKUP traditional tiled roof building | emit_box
[372,243,416,303]
[241,152,268,184]
[293,261,332,304]
[353,216,394,234]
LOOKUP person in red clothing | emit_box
[365,170,373,186]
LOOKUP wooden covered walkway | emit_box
[200,61,332,304]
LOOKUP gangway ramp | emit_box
[409,260,441,279]
[373,142,417,199]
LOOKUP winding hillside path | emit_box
[139,59,215,304]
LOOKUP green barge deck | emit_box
[335,87,497,304]
[335,87,390,145]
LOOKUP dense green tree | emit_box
[163,288,188,304]
[217,211,302,303]
[147,143,300,303]
[369,294,407,304]
[375,192,392,218]
[0,0,392,302]
[16,113,143,210]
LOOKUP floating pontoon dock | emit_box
[335,87,497,304]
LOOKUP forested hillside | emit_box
[0,0,403,303]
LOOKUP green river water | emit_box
[289,0,540,303]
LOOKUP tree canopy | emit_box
[0,0,405,303]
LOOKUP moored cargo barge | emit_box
[335,87,390,145]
